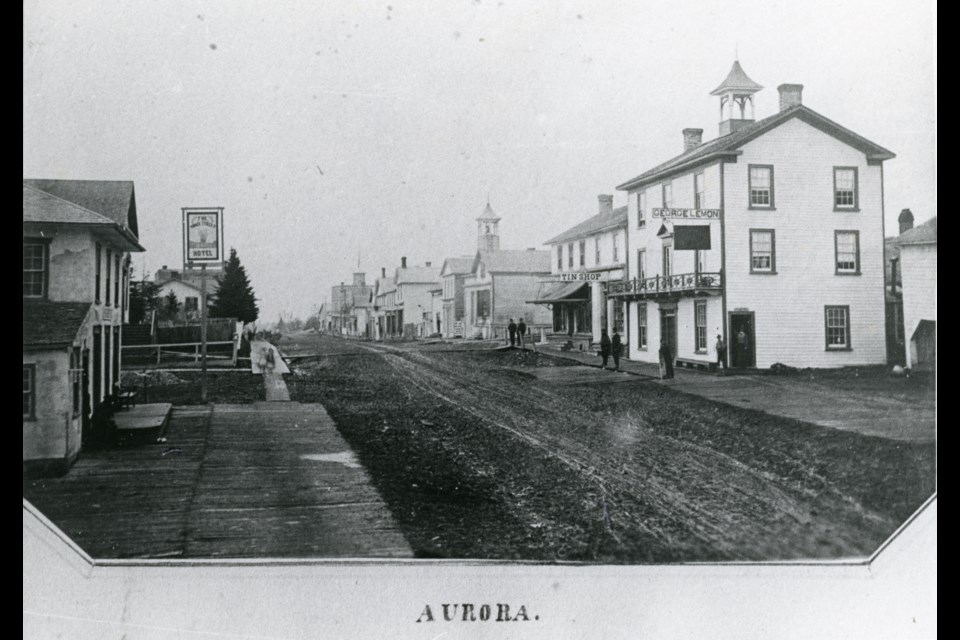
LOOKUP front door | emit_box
[660,308,677,360]
[92,327,102,410]
[729,312,756,368]
[81,348,91,445]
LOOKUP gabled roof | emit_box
[898,216,937,246]
[395,266,440,285]
[473,249,551,274]
[545,206,627,245]
[375,276,396,296]
[156,278,203,293]
[710,60,763,95]
[24,179,139,238]
[616,105,896,191]
[440,257,475,276]
[23,301,92,349]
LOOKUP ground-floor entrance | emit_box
[729,311,756,368]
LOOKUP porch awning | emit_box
[526,281,590,304]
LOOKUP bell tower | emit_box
[711,60,763,136]
[476,201,501,252]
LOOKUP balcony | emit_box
[606,272,722,299]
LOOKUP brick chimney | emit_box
[401,256,407,269]
[682,128,703,151]
[598,194,614,216]
[381,267,386,278]
[425,261,432,267]
[778,84,803,111]
[898,208,915,234]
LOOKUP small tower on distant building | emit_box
[476,201,501,252]
[711,60,763,136]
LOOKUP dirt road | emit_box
[285,334,935,562]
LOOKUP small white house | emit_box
[897,216,936,369]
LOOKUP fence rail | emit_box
[121,341,238,367]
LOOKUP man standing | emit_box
[507,318,517,347]
[715,334,727,373]
[659,339,674,379]
[517,318,527,349]
[612,329,623,371]
[600,328,612,369]
[735,326,749,368]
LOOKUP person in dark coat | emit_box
[715,334,727,373]
[659,339,674,379]
[612,329,623,371]
[517,318,527,348]
[507,318,518,347]
[599,328,612,369]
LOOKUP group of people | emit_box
[507,318,527,348]
[598,328,624,370]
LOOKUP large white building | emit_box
[610,62,895,370]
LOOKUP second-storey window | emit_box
[567,242,574,269]
[834,167,858,210]
[695,300,707,353]
[579,240,586,267]
[662,245,672,278]
[750,229,776,273]
[694,172,705,209]
[23,241,47,298]
[23,364,36,420]
[595,238,601,265]
[835,230,860,274]
[114,254,121,307]
[637,249,647,280]
[612,233,619,263]
[749,165,774,208]
[662,182,673,209]
[637,190,647,227]
[95,243,102,302]
[557,246,563,271]
[105,250,112,306]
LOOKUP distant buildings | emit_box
[896,215,937,369]
[23,179,145,474]
[329,273,373,336]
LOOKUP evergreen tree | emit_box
[129,280,161,324]
[209,248,260,324]
[158,290,181,322]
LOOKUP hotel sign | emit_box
[652,207,721,220]
[182,208,224,265]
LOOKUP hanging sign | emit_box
[182,208,224,265]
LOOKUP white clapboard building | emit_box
[609,61,895,370]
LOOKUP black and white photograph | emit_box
[24,1,936,638]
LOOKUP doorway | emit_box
[659,307,677,361]
[729,312,756,368]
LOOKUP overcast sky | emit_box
[24,0,936,322]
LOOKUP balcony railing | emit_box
[606,272,722,298]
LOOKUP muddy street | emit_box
[284,334,935,563]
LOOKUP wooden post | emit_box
[200,264,208,402]
[156,345,161,366]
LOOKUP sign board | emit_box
[674,225,712,250]
[652,207,721,220]
[558,272,603,282]
[182,208,224,265]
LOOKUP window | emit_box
[105,250,112,305]
[637,303,648,349]
[825,306,851,350]
[184,296,199,313]
[114,254,121,307]
[557,246,563,271]
[613,301,624,334]
[595,238,601,265]
[662,182,673,209]
[749,229,776,273]
[567,243,574,268]
[835,230,860,274]
[694,172,705,209]
[477,290,491,317]
[70,348,82,417]
[23,365,36,420]
[834,167,858,210]
[612,233,619,263]
[637,249,647,280]
[749,165,774,208]
[637,190,647,227]
[694,249,705,274]
[579,240,586,267]
[23,241,47,298]
[662,245,672,278]
[95,243,102,302]
[695,300,707,353]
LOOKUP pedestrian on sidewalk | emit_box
[600,328,612,369]
[659,339,674,379]
[508,318,518,347]
[715,334,727,374]
[612,329,623,371]
[517,318,527,349]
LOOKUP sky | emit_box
[23,0,937,322]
